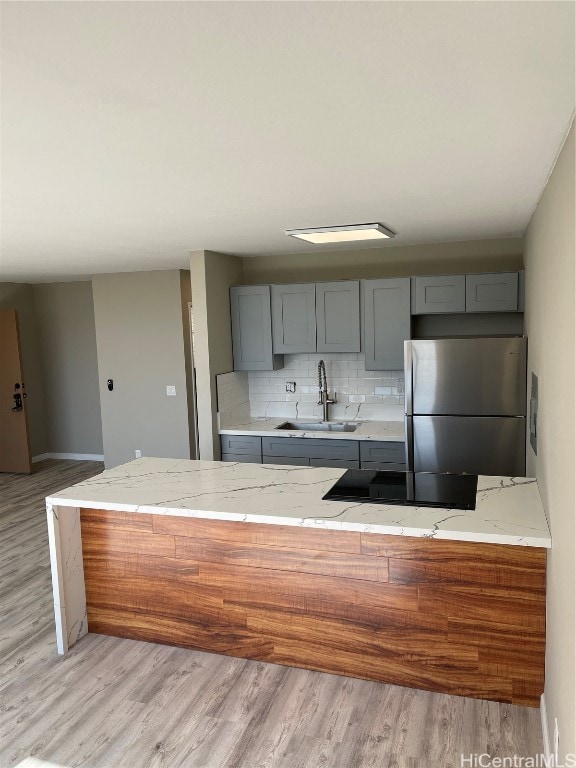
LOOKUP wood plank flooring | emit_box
[1,460,544,768]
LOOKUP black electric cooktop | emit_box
[322,470,478,510]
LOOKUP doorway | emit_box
[0,309,32,473]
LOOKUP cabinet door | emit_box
[412,275,466,314]
[359,441,406,464]
[271,283,317,353]
[316,281,360,353]
[364,278,411,371]
[221,453,262,464]
[230,286,282,371]
[466,273,519,312]
[220,435,262,456]
[262,456,311,467]
[309,458,360,469]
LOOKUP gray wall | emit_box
[0,282,48,456]
[524,122,575,760]
[92,270,192,469]
[242,237,524,284]
[32,281,103,455]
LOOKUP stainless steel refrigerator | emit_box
[404,337,527,476]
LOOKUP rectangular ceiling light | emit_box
[286,223,395,244]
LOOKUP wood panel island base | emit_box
[46,458,551,708]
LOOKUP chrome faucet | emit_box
[317,359,336,422]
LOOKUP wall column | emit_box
[190,250,243,460]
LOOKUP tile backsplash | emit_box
[248,353,404,421]
[216,371,250,427]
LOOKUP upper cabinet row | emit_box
[412,272,521,314]
[230,272,523,372]
[231,278,412,371]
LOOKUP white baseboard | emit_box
[540,693,552,763]
[32,452,104,463]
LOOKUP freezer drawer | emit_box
[410,416,526,476]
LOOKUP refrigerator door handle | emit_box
[404,340,413,416]
[405,415,414,470]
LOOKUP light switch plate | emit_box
[166,385,176,396]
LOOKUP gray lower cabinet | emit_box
[230,285,283,371]
[222,435,405,470]
[364,278,411,370]
[359,441,406,465]
[263,456,311,467]
[316,280,361,353]
[412,275,466,314]
[360,461,407,471]
[310,458,360,469]
[271,283,317,353]
[465,272,519,312]
[220,435,262,462]
[221,453,263,464]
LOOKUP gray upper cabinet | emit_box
[271,283,317,353]
[466,272,519,312]
[412,275,466,314]
[230,285,283,371]
[364,278,411,370]
[316,281,361,353]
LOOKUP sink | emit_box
[276,421,358,433]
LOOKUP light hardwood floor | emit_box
[1,460,544,768]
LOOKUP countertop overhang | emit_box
[47,457,551,548]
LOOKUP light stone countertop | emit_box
[47,457,551,548]
[219,417,406,442]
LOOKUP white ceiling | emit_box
[1,1,574,282]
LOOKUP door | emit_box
[316,281,360,353]
[0,310,31,473]
[271,283,317,353]
[406,338,527,416]
[364,278,411,370]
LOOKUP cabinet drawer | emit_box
[309,458,360,469]
[359,441,406,464]
[360,461,407,471]
[262,456,310,467]
[261,437,359,461]
[221,453,262,464]
[220,435,262,456]
[465,272,519,312]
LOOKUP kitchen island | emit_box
[47,457,550,706]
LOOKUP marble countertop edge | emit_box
[218,418,406,442]
[46,495,551,548]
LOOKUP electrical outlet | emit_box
[285,381,296,393]
[166,385,176,396]
[553,718,559,762]
[397,377,405,395]
[135,449,142,458]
